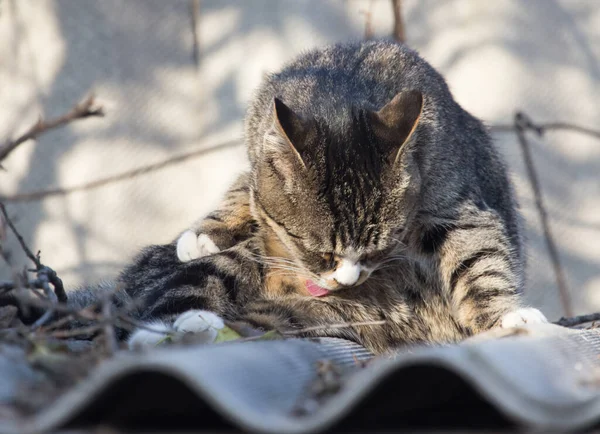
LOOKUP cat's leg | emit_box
[430,210,548,334]
[127,310,226,349]
[177,172,254,262]
[123,241,400,353]
[121,238,264,348]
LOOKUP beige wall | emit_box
[1,0,598,321]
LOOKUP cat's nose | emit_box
[332,259,361,286]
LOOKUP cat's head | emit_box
[252,91,423,295]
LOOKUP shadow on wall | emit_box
[1,1,599,319]
[1,0,365,286]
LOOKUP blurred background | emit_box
[0,0,598,321]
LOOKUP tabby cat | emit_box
[94,41,547,354]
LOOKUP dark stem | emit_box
[0,139,242,203]
[190,0,201,68]
[490,119,600,139]
[0,203,39,266]
[360,0,375,40]
[0,94,104,164]
[391,0,405,43]
[514,112,573,317]
[102,297,118,354]
[0,203,68,306]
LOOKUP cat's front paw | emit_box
[176,230,220,262]
[500,307,548,328]
[173,309,225,344]
[127,310,226,350]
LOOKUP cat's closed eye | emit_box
[320,252,333,262]
[320,252,336,268]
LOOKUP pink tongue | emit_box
[306,280,330,297]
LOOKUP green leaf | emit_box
[154,335,173,346]
[214,326,242,343]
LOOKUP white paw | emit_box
[176,230,220,262]
[500,307,548,329]
[127,321,171,350]
[173,309,225,344]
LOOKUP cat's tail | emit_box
[66,280,135,312]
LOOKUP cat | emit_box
[85,40,548,354]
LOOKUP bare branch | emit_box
[391,0,405,43]
[359,0,375,40]
[490,118,600,139]
[0,203,38,266]
[284,320,386,336]
[40,305,101,332]
[7,288,168,340]
[190,0,201,68]
[0,139,242,203]
[30,288,57,329]
[1,278,43,293]
[490,112,600,316]
[44,323,106,339]
[38,266,67,304]
[513,113,573,317]
[0,205,7,254]
[229,320,388,343]
[0,203,67,305]
[0,94,104,164]
[102,296,118,354]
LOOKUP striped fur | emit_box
[185,172,256,251]
[64,41,542,354]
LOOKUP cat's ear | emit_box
[264,97,309,169]
[371,90,423,165]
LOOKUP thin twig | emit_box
[284,320,386,336]
[40,305,100,332]
[115,313,173,334]
[42,315,168,339]
[1,278,43,293]
[233,320,387,343]
[37,266,67,303]
[9,293,99,321]
[554,313,600,328]
[29,278,59,329]
[8,288,169,338]
[0,94,104,164]
[514,112,573,317]
[102,296,118,354]
[359,0,375,40]
[0,206,8,257]
[0,203,67,303]
[190,0,201,68]
[491,112,600,316]
[45,323,106,339]
[391,0,405,43]
[490,120,600,139]
[0,203,38,265]
[30,306,55,329]
[48,268,66,302]
[0,139,242,203]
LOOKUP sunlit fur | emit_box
[65,41,541,354]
